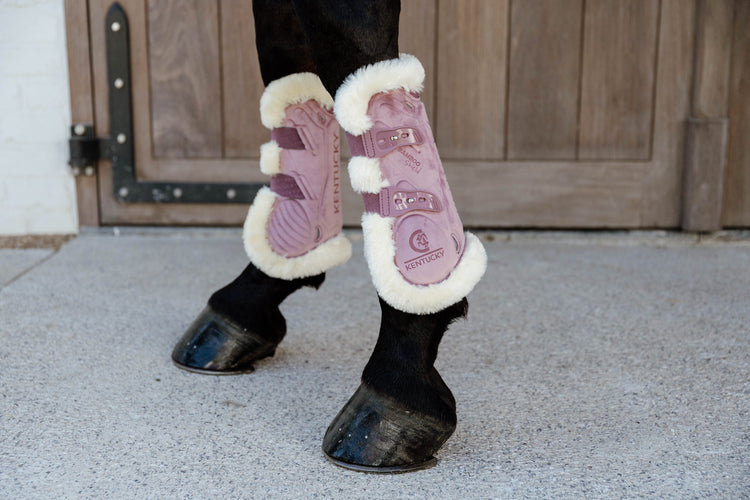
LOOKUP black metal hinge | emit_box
[68,3,261,204]
[68,124,109,176]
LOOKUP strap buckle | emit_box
[347,126,424,158]
[363,186,442,217]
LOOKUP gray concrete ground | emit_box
[0,249,53,288]
[1,229,748,498]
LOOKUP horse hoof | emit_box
[171,306,278,375]
[322,383,455,473]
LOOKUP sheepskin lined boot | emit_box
[172,73,351,375]
[322,54,486,471]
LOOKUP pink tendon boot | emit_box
[172,73,350,375]
[335,54,486,314]
[321,55,487,472]
[243,73,351,279]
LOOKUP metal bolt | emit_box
[84,166,95,176]
[391,135,398,141]
[173,187,183,199]
[74,124,86,136]
[72,167,82,176]
[114,78,124,89]
[118,187,129,198]
[226,188,237,200]
[111,21,121,32]
[117,133,127,144]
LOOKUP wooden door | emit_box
[436,0,693,227]
[66,0,745,228]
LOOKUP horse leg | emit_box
[322,53,487,471]
[173,1,350,374]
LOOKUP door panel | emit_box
[436,0,508,160]
[578,0,659,160]
[148,0,223,159]
[81,0,699,227]
[507,0,582,160]
[221,0,265,158]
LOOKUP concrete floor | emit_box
[1,229,748,498]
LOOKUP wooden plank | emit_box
[221,0,265,158]
[641,0,696,226]
[722,0,750,226]
[436,0,508,160]
[507,0,582,160]
[691,0,734,118]
[148,0,222,158]
[579,0,659,160]
[64,0,99,227]
[343,160,645,228]
[447,161,644,227]
[399,0,437,122]
[142,159,264,183]
[682,119,728,231]
[100,159,645,228]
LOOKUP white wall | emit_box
[0,0,78,235]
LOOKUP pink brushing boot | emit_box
[173,73,350,374]
[322,54,487,471]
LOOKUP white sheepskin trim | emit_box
[259,140,282,176]
[334,54,425,135]
[243,187,352,280]
[260,73,334,129]
[347,156,389,194]
[361,213,487,314]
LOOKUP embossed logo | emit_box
[409,230,430,253]
[398,149,422,174]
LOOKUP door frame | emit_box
[65,0,100,227]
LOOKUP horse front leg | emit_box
[172,71,349,375]
[322,54,487,471]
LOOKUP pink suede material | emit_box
[271,127,305,149]
[270,174,305,199]
[353,89,465,286]
[266,99,342,258]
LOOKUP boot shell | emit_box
[244,73,351,280]
[335,55,486,314]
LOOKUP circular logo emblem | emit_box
[409,230,430,253]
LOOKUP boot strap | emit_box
[268,126,308,200]
[270,174,306,200]
[346,126,424,158]
[363,187,442,217]
[271,127,305,150]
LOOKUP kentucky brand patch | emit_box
[394,215,458,286]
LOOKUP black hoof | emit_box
[171,306,278,375]
[322,383,455,473]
